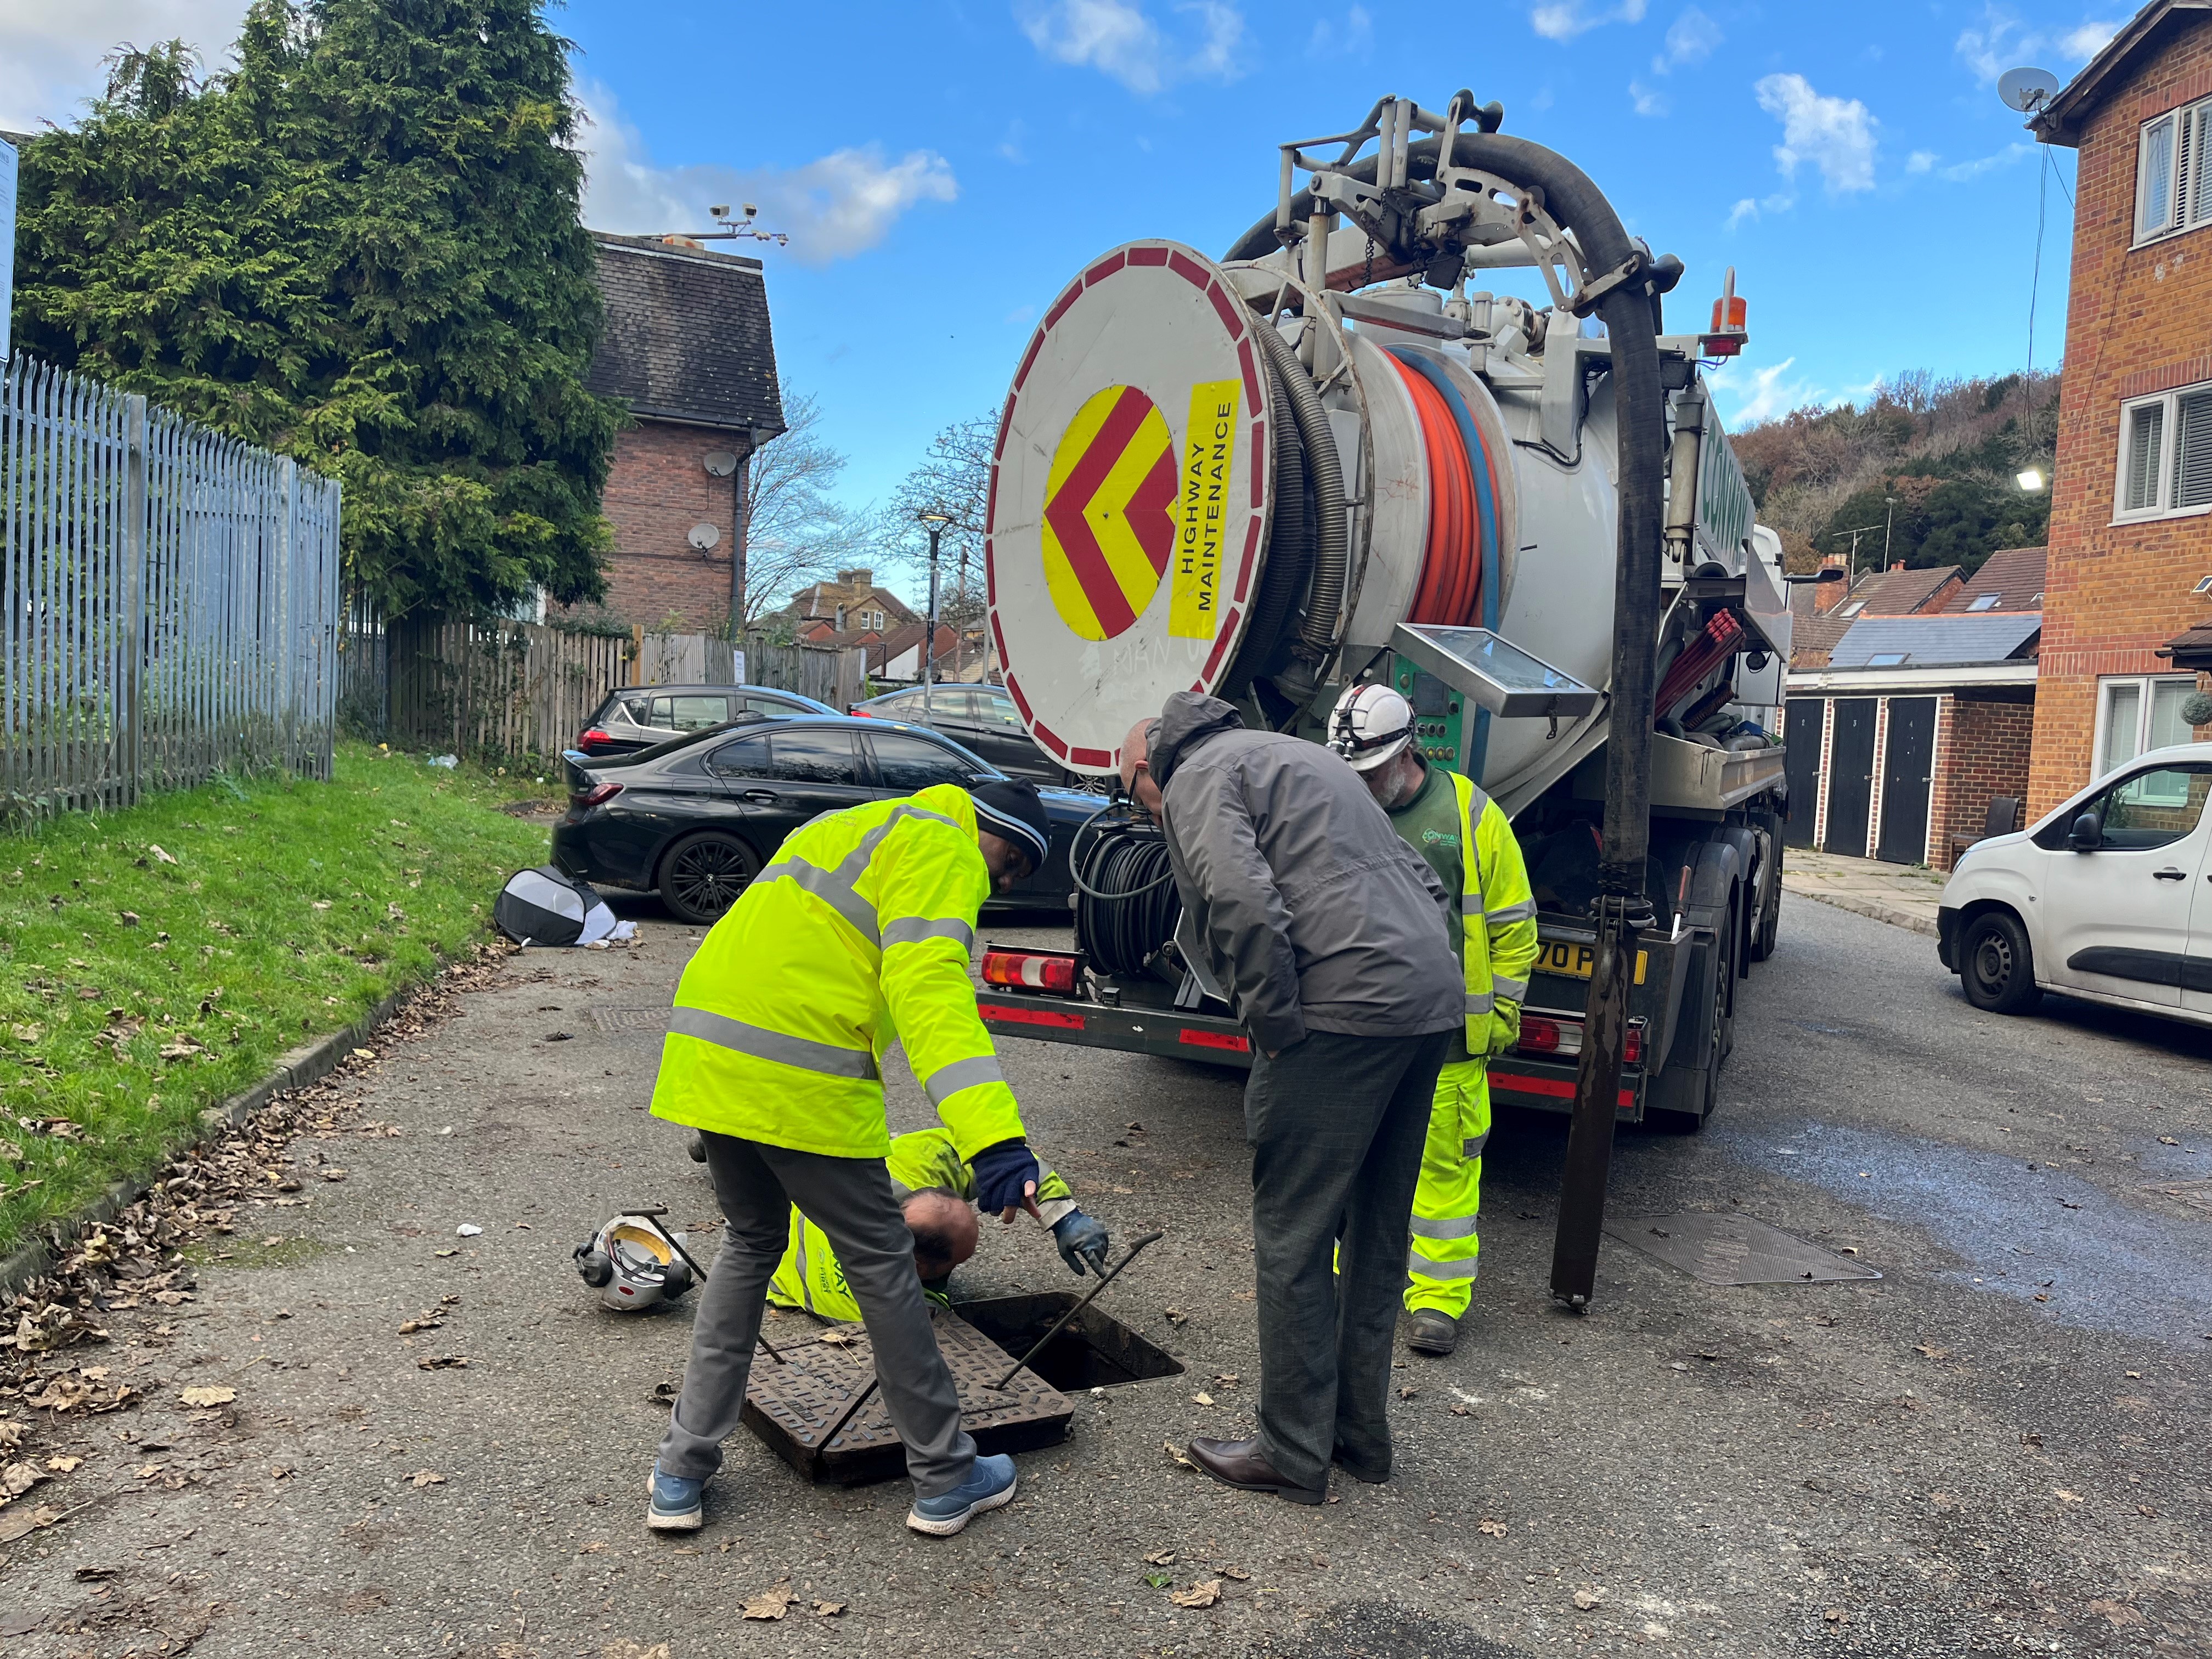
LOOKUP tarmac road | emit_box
[3,891,2208,1658]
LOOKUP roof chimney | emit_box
[1889,560,1905,572]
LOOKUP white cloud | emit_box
[1724,190,1795,232]
[1530,0,1646,43]
[1630,81,1669,117]
[1709,354,1825,427]
[0,0,249,131]
[1956,8,2123,84]
[1906,149,1937,173]
[1306,4,1374,61]
[577,82,956,266]
[1652,7,1720,74]
[1017,0,1245,94]
[1754,72,1877,194]
[1938,140,2034,182]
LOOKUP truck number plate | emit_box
[1535,941,1649,985]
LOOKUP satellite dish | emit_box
[687,522,722,551]
[702,450,738,477]
[1998,66,2059,114]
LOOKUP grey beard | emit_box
[1376,758,1422,811]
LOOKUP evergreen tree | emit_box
[12,0,620,620]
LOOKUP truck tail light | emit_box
[572,781,624,809]
[981,949,1080,995]
[1513,1014,1643,1066]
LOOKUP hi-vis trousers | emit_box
[1404,1058,1489,1318]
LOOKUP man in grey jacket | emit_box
[1121,693,1464,1503]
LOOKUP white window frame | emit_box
[2094,673,2199,780]
[2113,377,2212,522]
[2134,94,2212,246]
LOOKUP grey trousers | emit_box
[1246,1027,1453,1491]
[657,1132,976,1498]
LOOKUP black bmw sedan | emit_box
[552,714,1103,924]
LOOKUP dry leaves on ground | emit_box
[409,1470,445,1488]
[600,1644,671,1659]
[1192,1391,1214,1406]
[1573,1588,1602,1611]
[1478,1517,1509,1537]
[178,1386,235,1408]
[742,1583,799,1621]
[1170,1580,1222,1609]
[1143,1549,1176,1566]
[811,1601,846,1617]
[1221,1566,1250,1582]
[0,1503,63,1543]
[1164,1441,1201,1472]
[416,1355,469,1371]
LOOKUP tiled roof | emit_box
[1944,547,2047,614]
[1788,564,1963,666]
[2158,620,2212,669]
[587,235,786,436]
[1828,613,2042,669]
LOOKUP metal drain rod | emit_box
[626,1203,783,1364]
[988,1231,1164,1391]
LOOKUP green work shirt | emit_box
[1386,760,1471,1063]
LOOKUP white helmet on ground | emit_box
[1327,683,1416,773]
[574,1214,696,1312]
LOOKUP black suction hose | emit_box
[1224,349,1312,695]
[1248,319,1347,670]
[1070,807,1182,978]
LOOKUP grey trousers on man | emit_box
[1246,1027,1454,1492]
[657,1132,976,1499]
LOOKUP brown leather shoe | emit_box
[1188,1437,1325,1505]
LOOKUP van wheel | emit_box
[1960,911,2042,1014]
[659,831,759,925]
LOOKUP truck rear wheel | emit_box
[1650,890,1737,1133]
[1750,844,1781,963]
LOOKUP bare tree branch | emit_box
[737,388,866,631]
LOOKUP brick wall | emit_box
[1927,695,2036,870]
[2029,14,2212,813]
[573,420,745,633]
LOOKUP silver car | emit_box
[574,683,837,758]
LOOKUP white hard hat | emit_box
[1327,683,1415,773]
[573,1214,696,1312]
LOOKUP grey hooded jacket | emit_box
[1151,693,1464,1054]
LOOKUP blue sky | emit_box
[3,0,2119,527]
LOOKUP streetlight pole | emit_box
[1882,495,1897,568]
[917,511,953,723]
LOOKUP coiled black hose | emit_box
[1071,807,1183,978]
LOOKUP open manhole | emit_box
[953,1292,1187,1391]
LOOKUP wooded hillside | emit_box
[1731,369,2058,578]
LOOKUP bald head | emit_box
[902,1187,979,1280]
[1119,718,1164,815]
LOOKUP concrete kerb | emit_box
[1782,882,1940,938]
[0,981,421,1301]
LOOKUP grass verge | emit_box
[0,743,552,1256]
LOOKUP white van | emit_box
[1937,742,2211,1026]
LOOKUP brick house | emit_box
[579,233,786,633]
[2028,0,2212,812]
[780,569,917,644]
[1788,560,1965,670]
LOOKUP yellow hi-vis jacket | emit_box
[769,1127,1079,1320]
[650,785,1026,1160]
[1450,770,1540,1057]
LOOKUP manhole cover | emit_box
[1605,1211,1881,1285]
[590,1006,669,1037]
[2143,1178,2212,1215]
[744,1307,1074,1485]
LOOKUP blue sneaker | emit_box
[905,1453,1017,1536]
[646,1465,704,1531]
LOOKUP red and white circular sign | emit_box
[986,241,1274,775]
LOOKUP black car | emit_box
[574,683,837,758]
[851,682,1094,787]
[552,714,1102,924]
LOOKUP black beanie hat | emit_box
[968,778,1052,873]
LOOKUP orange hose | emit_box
[1389,356,1481,626]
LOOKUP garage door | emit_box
[1876,697,1938,865]
[1784,698,1826,849]
[1823,698,1877,857]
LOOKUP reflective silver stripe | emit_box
[668,1005,879,1081]
[1462,1130,1489,1159]
[1491,974,1530,1002]
[792,1216,818,1313]
[1410,1212,1482,1240]
[757,805,964,947]
[881,916,975,951]
[1406,1249,1481,1281]
[1487,900,1536,927]
[1459,892,1486,917]
[1464,991,1495,1016]
[923,1053,1006,1104]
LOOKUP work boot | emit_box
[1187,1437,1325,1506]
[906,1453,1018,1536]
[646,1465,705,1531]
[686,1131,707,1164]
[1407,1308,1460,1357]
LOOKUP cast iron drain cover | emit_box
[744,1307,1073,1485]
[1605,1211,1882,1285]
[590,1006,669,1037]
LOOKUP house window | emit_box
[2115,380,2212,520]
[1865,652,1907,667]
[2135,95,2212,243]
[1966,593,2000,611]
[2095,675,2197,780]
[1836,599,1866,618]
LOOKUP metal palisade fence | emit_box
[1,356,342,822]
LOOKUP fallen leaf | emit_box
[2159,1136,2180,1147]
[1478,1517,1509,1537]
[434,1249,460,1258]
[2,1462,48,1497]
[397,1317,442,1335]
[44,1456,82,1473]
[74,1564,119,1580]
[742,1582,799,1621]
[1914,1343,1950,1361]
[1396,1385,1419,1400]
[1221,1565,1250,1582]
[1449,1403,1472,1417]
[580,1541,607,1554]
[320,1168,348,1183]
[409,1470,446,1488]
[1573,1588,1601,1611]
[1192,1391,1215,1407]
[1163,1307,1187,1325]
[150,844,178,865]
[2055,1489,2084,1504]
[0,1504,63,1544]
[417,1355,469,1370]
[1142,1573,1172,1589]
[599,1644,671,1659]
[1170,1579,1222,1609]
[1213,1373,1239,1386]
[179,1386,236,1408]
[818,1328,857,1347]
[811,1601,846,1617]
[1143,1549,1176,1566]
[1165,1441,1201,1472]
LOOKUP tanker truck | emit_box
[970,94,1792,1130]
